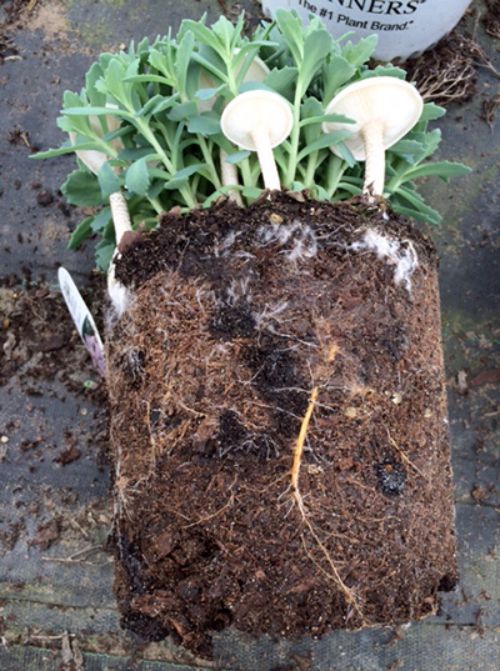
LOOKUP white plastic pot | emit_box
[261,0,473,61]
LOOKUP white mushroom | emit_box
[198,53,270,204]
[221,90,293,191]
[323,77,423,197]
[70,109,131,314]
[220,154,243,206]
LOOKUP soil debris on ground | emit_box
[0,279,106,399]
[405,32,478,106]
[482,0,500,39]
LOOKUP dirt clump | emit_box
[109,193,457,657]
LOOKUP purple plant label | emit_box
[58,267,106,377]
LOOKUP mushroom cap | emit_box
[221,90,293,151]
[323,77,423,160]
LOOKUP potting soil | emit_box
[108,193,457,657]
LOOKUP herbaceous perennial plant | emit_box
[34,10,470,269]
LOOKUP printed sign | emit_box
[261,0,472,61]
[58,267,106,377]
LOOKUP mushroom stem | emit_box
[220,150,243,206]
[251,124,281,191]
[109,192,133,245]
[362,119,385,197]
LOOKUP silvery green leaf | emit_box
[264,67,298,99]
[418,103,446,123]
[148,180,166,199]
[179,18,221,52]
[124,73,172,86]
[391,198,442,226]
[310,184,330,201]
[341,35,378,67]
[68,217,94,250]
[225,150,251,165]
[300,112,355,128]
[98,162,121,198]
[390,139,426,162]
[31,142,96,160]
[164,164,206,190]
[300,30,332,95]
[175,30,195,94]
[95,241,116,271]
[138,93,178,117]
[238,81,274,94]
[337,182,362,196]
[301,97,324,144]
[322,57,356,103]
[195,86,224,101]
[102,58,128,103]
[125,157,151,195]
[297,130,353,161]
[392,187,442,224]
[61,170,105,207]
[90,207,112,233]
[168,101,198,121]
[242,186,263,201]
[63,106,132,120]
[187,113,220,136]
[275,9,304,65]
[335,142,356,168]
[192,47,227,82]
[85,62,106,106]
[401,161,472,182]
[212,15,236,50]
[361,65,406,80]
[117,147,155,161]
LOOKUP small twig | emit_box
[41,544,104,563]
[25,0,40,13]
[182,493,235,529]
[29,633,74,641]
[386,428,429,482]
[67,517,90,539]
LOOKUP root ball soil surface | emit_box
[109,194,457,656]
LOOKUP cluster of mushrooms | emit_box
[71,49,424,314]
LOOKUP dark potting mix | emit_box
[34,8,472,659]
[109,194,457,654]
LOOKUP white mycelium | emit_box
[226,275,253,305]
[215,230,242,257]
[258,219,318,262]
[351,229,419,293]
[107,259,132,318]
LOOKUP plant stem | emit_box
[149,196,163,214]
[285,83,303,186]
[327,154,347,198]
[240,157,253,189]
[200,138,222,189]
[136,119,197,208]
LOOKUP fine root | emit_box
[405,33,498,106]
[386,428,429,482]
[287,344,365,621]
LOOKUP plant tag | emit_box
[58,267,106,377]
